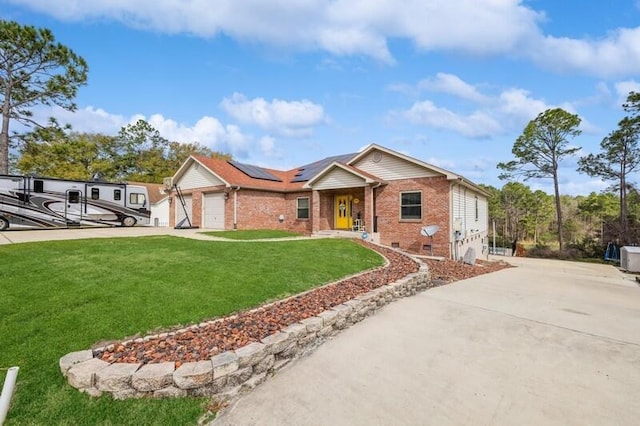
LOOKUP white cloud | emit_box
[418,73,490,104]
[10,0,640,76]
[46,106,128,134]
[145,113,250,154]
[258,136,277,157]
[393,73,558,137]
[26,105,253,157]
[220,93,326,137]
[530,28,640,77]
[402,100,502,138]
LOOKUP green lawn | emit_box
[200,229,302,240]
[0,236,383,425]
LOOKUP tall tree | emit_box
[577,117,640,244]
[116,119,170,182]
[498,108,582,251]
[116,119,231,183]
[0,20,88,174]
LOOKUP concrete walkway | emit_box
[213,257,640,426]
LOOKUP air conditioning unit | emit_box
[620,246,640,272]
[162,177,174,191]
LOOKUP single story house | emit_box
[168,144,489,259]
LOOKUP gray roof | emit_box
[291,153,358,183]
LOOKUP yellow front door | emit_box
[335,195,352,229]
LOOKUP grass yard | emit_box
[0,236,383,425]
[200,229,302,240]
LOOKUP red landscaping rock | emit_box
[96,242,510,365]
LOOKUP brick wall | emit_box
[234,190,313,234]
[317,192,334,231]
[374,176,451,257]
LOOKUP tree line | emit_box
[480,182,638,254]
[12,119,229,183]
[496,91,640,251]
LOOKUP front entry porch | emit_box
[311,187,374,235]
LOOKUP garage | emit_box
[175,195,193,227]
[203,193,225,229]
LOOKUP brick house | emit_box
[169,144,489,259]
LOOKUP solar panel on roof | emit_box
[291,153,357,182]
[228,161,282,182]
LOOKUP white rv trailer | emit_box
[0,174,151,230]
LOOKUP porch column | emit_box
[311,190,320,233]
[364,185,373,233]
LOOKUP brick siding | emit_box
[169,177,455,257]
[374,176,451,257]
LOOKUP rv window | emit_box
[68,191,80,204]
[130,193,146,205]
[114,189,122,201]
[91,188,100,200]
[34,180,44,193]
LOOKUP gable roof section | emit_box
[303,162,384,189]
[349,144,457,179]
[350,144,489,196]
[173,156,230,188]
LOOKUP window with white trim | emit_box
[400,191,422,220]
[297,197,310,219]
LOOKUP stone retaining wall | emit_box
[60,264,430,402]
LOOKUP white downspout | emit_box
[0,366,19,424]
[232,186,240,229]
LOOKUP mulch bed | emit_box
[97,242,511,365]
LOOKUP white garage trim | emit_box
[203,193,225,229]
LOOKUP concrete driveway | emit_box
[0,226,216,244]
[214,257,640,426]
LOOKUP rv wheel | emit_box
[121,216,137,227]
[0,217,8,231]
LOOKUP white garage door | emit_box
[203,193,225,229]
[175,195,193,226]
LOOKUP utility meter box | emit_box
[620,246,640,272]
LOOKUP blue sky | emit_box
[3,0,640,195]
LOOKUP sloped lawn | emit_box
[0,236,383,425]
[200,229,301,240]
